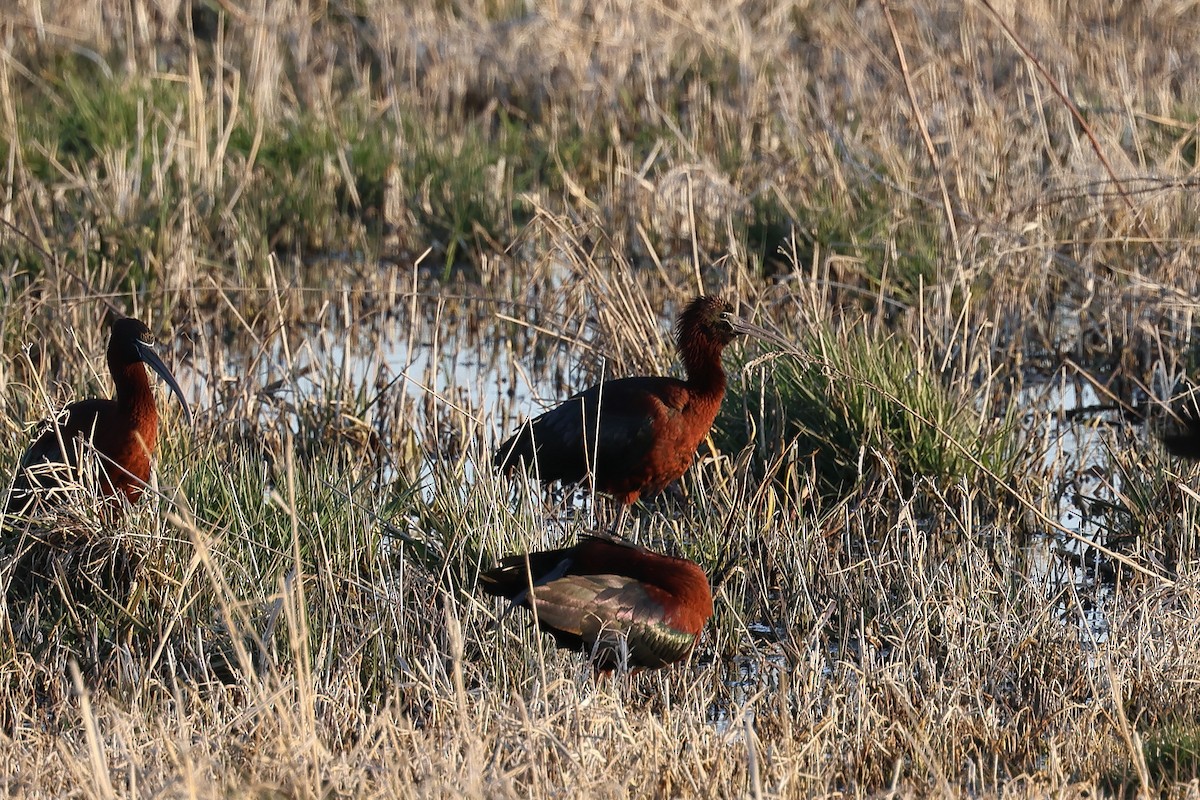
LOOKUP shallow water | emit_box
[170,296,579,467]
[1023,375,1118,643]
[169,289,1137,554]
[166,287,1133,694]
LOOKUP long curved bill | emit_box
[136,340,194,425]
[727,314,800,353]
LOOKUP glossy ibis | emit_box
[1155,388,1200,459]
[5,317,191,519]
[479,533,713,671]
[495,296,750,521]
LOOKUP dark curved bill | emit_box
[728,316,798,352]
[136,340,193,425]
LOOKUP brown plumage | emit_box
[495,296,748,506]
[479,533,713,671]
[5,317,191,519]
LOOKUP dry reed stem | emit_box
[1,0,1200,795]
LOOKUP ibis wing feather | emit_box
[1160,433,1200,459]
[479,534,712,670]
[585,611,702,669]
[1158,404,1200,459]
[478,549,575,599]
[18,400,108,468]
[7,400,109,517]
[494,377,680,484]
[525,573,629,636]
[528,574,701,669]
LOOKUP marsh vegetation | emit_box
[3,0,1200,796]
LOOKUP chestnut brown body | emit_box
[480,534,713,671]
[495,296,745,505]
[6,317,190,518]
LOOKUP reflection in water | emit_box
[1023,374,1116,645]
[167,294,610,507]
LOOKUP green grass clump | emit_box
[229,109,396,253]
[403,113,528,276]
[1103,720,1200,792]
[798,181,943,306]
[4,56,538,278]
[16,58,185,180]
[7,61,191,286]
[722,321,1017,505]
[1142,723,1200,785]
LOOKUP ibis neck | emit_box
[112,361,158,426]
[681,343,727,399]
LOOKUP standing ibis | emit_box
[495,295,750,522]
[5,317,191,519]
[479,533,713,671]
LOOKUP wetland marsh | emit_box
[4,1,1200,796]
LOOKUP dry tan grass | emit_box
[3,0,1200,796]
